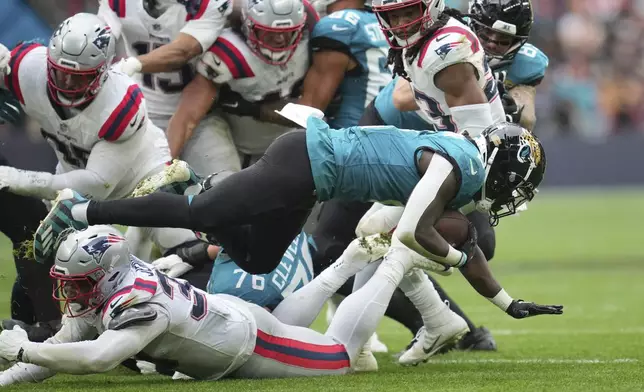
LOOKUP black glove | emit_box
[0,89,25,125]
[457,220,478,265]
[497,80,523,124]
[506,300,564,319]
[216,85,260,118]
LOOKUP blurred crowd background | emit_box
[0,0,642,185]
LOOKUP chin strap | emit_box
[475,144,498,213]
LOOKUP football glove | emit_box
[115,57,142,76]
[0,325,28,363]
[151,255,193,278]
[216,85,260,118]
[506,300,564,319]
[0,89,25,125]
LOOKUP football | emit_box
[434,210,470,248]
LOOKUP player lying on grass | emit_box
[35,111,543,279]
[0,219,561,384]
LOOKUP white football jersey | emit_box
[98,0,231,116]
[98,258,256,380]
[4,43,169,199]
[404,18,505,134]
[197,28,310,155]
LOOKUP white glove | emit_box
[0,44,11,76]
[114,57,142,77]
[0,326,28,363]
[151,254,193,278]
[0,166,55,199]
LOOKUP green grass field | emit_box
[0,189,642,391]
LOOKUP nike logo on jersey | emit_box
[110,297,123,310]
[469,160,478,175]
[436,34,450,42]
[129,114,139,127]
[331,25,350,31]
[222,102,239,108]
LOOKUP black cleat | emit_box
[456,326,497,351]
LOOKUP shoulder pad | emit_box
[106,0,126,18]
[4,43,45,105]
[199,32,255,82]
[505,44,549,87]
[97,79,146,142]
[107,303,157,330]
[416,24,482,75]
[101,276,158,326]
[312,12,360,46]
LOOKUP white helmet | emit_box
[242,0,307,65]
[371,0,445,49]
[47,13,115,107]
[50,225,129,317]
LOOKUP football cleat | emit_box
[33,188,89,264]
[130,159,202,198]
[398,311,470,366]
[457,326,498,351]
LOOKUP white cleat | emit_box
[136,360,158,375]
[352,347,379,372]
[398,311,470,366]
[131,159,200,197]
[172,371,194,380]
[368,332,389,353]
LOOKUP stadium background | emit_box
[0,1,641,391]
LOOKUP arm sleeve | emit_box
[181,0,232,51]
[22,310,169,375]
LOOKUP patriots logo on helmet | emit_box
[82,235,125,260]
[92,27,112,53]
[434,42,461,60]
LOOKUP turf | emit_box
[0,188,642,391]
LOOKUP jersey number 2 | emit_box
[156,271,207,320]
[132,42,195,93]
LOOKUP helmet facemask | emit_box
[373,0,444,49]
[244,17,305,65]
[50,266,106,317]
[470,19,528,65]
[47,56,107,108]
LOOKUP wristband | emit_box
[488,288,513,311]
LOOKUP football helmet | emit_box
[242,0,307,65]
[468,0,533,64]
[372,0,445,49]
[47,13,115,107]
[50,225,130,317]
[477,122,545,225]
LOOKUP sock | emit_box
[398,269,452,329]
[326,246,413,361]
[271,253,356,327]
[70,202,90,224]
[428,274,477,330]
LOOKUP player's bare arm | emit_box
[435,62,487,107]
[167,74,218,159]
[392,77,419,111]
[138,33,203,73]
[509,84,537,131]
[253,50,354,127]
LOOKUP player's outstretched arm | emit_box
[0,315,96,385]
[0,312,169,375]
[167,73,218,159]
[460,246,564,319]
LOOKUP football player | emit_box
[0,224,561,384]
[0,14,206,271]
[98,0,239,177]
[168,0,311,168]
